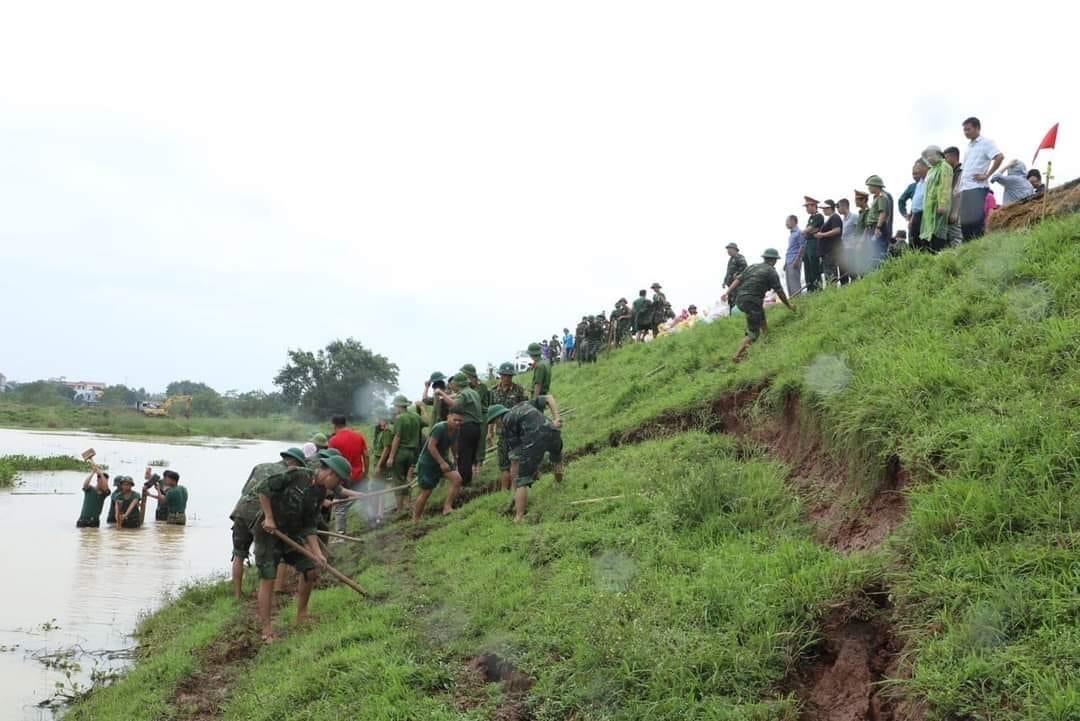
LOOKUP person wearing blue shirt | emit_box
[562,329,575,361]
[783,214,805,297]
[905,159,929,249]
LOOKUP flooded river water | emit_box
[0,428,291,721]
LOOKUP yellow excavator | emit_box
[140,395,193,418]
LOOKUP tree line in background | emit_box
[0,338,399,422]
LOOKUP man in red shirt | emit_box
[328,415,369,532]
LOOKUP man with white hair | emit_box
[919,145,954,253]
[991,160,1037,206]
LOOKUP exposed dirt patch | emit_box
[612,384,766,447]
[753,395,911,553]
[172,617,260,720]
[788,587,904,721]
[463,654,535,721]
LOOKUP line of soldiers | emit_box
[75,463,188,529]
[571,282,674,363]
[228,346,565,641]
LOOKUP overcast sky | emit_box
[2,1,1075,398]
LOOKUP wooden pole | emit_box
[568,492,647,506]
[268,529,367,596]
[329,481,415,503]
[316,529,365,544]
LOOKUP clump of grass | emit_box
[0,454,88,486]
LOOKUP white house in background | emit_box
[63,380,105,403]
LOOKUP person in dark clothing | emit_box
[801,197,824,292]
[816,200,843,287]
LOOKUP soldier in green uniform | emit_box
[722,242,748,315]
[461,363,491,468]
[412,408,465,521]
[574,317,588,364]
[76,466,110,528]
[631,290,651,341]
[386,394,425,513]
[649,283,672,337]
[489,362,527,490]
[802,197,825,292]
[229,448,307,601]
[527,342,552,398]
[145,470,188,525]
[371,418,394,481]
[586,315,604,363]
[434,373,483,487]
[422,371,449,426]
[486,400,564,523]
[114,477,142,529]
[254,454,356,642]
[105,476,124,525]
[721,248,797,362]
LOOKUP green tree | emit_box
[102,384,139,407]
[232,390,290,417]
[166,380,218,397]
[9,381,74,406]
[190,392,224,417]
[273,338,398,420]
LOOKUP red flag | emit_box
[1033,123,1059,164]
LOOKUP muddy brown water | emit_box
[0,428,293,721]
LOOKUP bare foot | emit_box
[296,613,317,627]
[261,631,278,644]
[513,515,524,523]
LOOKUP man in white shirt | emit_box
[959,116,1004,241]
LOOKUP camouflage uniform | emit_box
[575,320,589,364]
[502,402,563,487]
[490,381,528,471]
[586,317,604,363]
[251,466,321,579]
[651,290,672,330]
[473,381,492,463]
[724,253,748,312]
[229,461,285,561]
[734,263,784,340]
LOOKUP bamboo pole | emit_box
[329,482,416,504]
[568,493,647,506]
[268,529,367,596]
[644,364,667,377]
[316,529,365,544]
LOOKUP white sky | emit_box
[2,1,1076,397]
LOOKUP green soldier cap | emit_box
[865,174,885,188]
[725,242,739,250]
[392,394,410,407]
[319,454,353,482]
[498,361,516,375]
[317,448,343,459]
[280,447,307,465]
[460,363,478,378]
[527,342,542,357]
[451,372,469,386]
[651,282,662,289]
[429,371,446,383]
[486,404,510,423]
[310,432,328,448]
[761,248,782,260]
[118,475,134,487]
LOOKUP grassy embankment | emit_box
[69,217,1080,720]
[0,402,316,441]
[0,454,88,487]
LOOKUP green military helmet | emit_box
[310,432,328,449]
[451,372,469,386]
[498,361,516,376]
[527,342,542,357]
[317,447,343,459]
[865,174,885,188]
[429,371,447,383]
[460,363,478,378]
[280,447,307,465]
[392,394,410,408]
[761,248,782,260]
[319,454,353,482]
[486,404,510,423]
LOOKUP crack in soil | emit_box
[787,586,907,721]
[461,653,535,721]
[171,615,261,721]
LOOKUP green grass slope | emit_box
[68,217,1080,721]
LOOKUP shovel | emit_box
[268,529,367,597]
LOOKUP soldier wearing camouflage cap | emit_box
[723,242,748,315]
[864,175,893,266]
[721,248,797,363]
[489,362,528,490]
